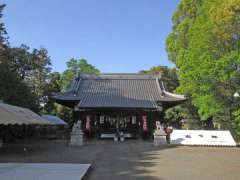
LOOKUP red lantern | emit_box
[142,115,148,132]
[86,115,91,131]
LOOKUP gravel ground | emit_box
[0,140,240,180]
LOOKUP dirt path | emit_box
[0,140,240,180]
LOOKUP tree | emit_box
[9,45,33,80]
[0,48,38,111]
[139,66,179,92]
[43,72,62,114]
[164,105,190,128]
[30,47,52,111]
[0,3,7,47]
[42,71,73,123]
[0,44,52,112]
[7,46,52,112]
[166,0,240,134]
[0,4,38,111]
[79,59,100,74]
[61,58,100,90]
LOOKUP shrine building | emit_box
[52,73,186,139]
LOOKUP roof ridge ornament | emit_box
[73,77,82,95]
[158,72,162,79]
[155,77,164,97]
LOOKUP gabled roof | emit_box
[0,103,51,125]
[53,73,186,109]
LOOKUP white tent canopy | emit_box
[42,115,68,125]
[0,103,51,125]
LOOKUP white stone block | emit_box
[154,135,167,146]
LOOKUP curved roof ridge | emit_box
[163,90,186,99]
[79,73,158,80]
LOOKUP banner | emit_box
[86,115,91,131]
[142,115,148,132]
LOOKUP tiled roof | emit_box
[0,103,51,125]
[53,74,186,109]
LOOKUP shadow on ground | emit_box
[0,139,177,180]
[1,139,240,180]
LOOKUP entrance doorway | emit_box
[98,115,140,139]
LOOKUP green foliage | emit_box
[164,103,202,129]
[0,48,38,111]
[166,0,240,135]
[42,72,73,124]
[61,58,100,91]
[139,66,179,92]
[0,4,52,113]
[79,59,100,74]
[0,4,7,46]
[8,45,52,109]
[165,106,189,124]
[54,104,73,125]
[6,45,51,112]
[0,66,37,110]
[43,72,62,114]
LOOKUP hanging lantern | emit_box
[86,115,91,131]
[142,115,148,132]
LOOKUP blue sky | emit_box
[2,0,180,73]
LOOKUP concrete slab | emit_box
[0,163,91,180]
